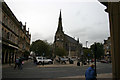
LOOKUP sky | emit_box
[4,0,110,48]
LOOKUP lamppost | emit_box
[94,43,97,77]
[68,43,71,58]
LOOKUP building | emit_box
[54,10,82,58]
[0,2,31,64]
[103,37,111,61]
[99,1,120,78]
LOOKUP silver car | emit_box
[36,56,53,65]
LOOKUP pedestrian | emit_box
[87,59,90,65]
[19,57,23,70]
[77,61,80,66]
[14,57,19,70]
[33,57,37,65]
[42,61,44,66]
[85,64,97,80]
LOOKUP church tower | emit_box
[54,10,82,58]
[56,10,64,33]
[54,10,65,48]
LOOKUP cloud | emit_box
[5,0,110,48]
[66,20,110,47]
[31,33,44,42]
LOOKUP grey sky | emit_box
[4,0,110,47]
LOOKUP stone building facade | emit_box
[0,2,31,64]
[54,11,82,58]
[99,1,120,78]
[103,37,111,61]
[104,37,111,56]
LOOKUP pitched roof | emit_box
[64,34,78,44]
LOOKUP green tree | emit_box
[54,47,67,57]
[83,47,93,60]
[23,50,30,59]
[30,40,51,57]
[90,42,104,59]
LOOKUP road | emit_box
[2,60,112,79]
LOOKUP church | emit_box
[54,10,82,58]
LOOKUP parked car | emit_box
[28,56,33,60]
[59,57,68,64]
[36,56,53,65]
[60,57,68,61]
[100,60,108,63]
[69,58,76,61]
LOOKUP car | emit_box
[59,57,68,64]
[28,56,33,60]
[69,58,76,61]
[100,60,108,63]
[60,57,68,61]
[36,56,53,65]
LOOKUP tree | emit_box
[23,51,30,59]
[54,47,67,57]
[90,42,104,59]
[30,40,51,57]
[83,47,93,60]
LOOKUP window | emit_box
[7,32,10,40]
[16,28,18,35]
[2,28,4,36]
[13,25,15,32]
[11,34,12,41]
[3,15,5,23]
[5,17,8,26]
[22,26,24,29]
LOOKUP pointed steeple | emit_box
[57,10,63,33]
[59,9,62,21]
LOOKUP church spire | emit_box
[57,10,63,33]
[59,9,62,21]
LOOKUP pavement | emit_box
[37,61,112,78]
[2,59,31,68]
[60,73,112,78]
[2,60,112,78]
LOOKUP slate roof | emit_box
[64,34,78,44]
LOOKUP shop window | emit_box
[3,15,5,23]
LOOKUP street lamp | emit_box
[68,43,71,58]
[94,43,97,77]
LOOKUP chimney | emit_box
[28,28,29,34]
[24,22,26,31]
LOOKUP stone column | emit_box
[108,2,120,78]
[3,49,6,64]
[4,50,6,64]
[5,50,8,63]
[7,50,10,64]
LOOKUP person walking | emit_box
[33,57,37,65]
[85,64,97,80]
[14,57,20,70]
[19,57,23,70]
